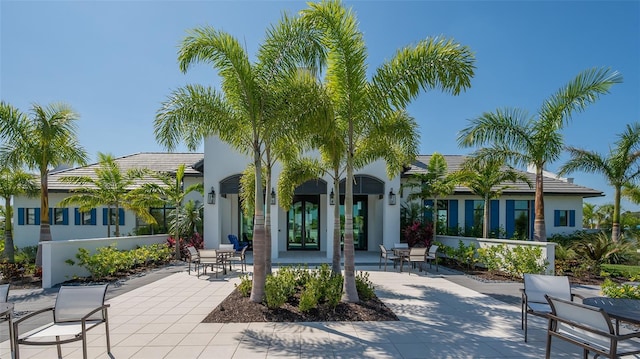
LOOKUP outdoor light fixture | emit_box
[329,189,335,205]
[270,188,276,205]
[207,187,216,205]
[388,188,396,205]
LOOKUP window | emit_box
[102,208,125,226]
[26,208,37,225]
[554,210,575,227]
[52,208,65,225]
[514,200,530,239]
[74,208,96,225]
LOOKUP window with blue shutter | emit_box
[62,208,69,225]
[569,210,575,227]
[505,200,515,238]
[490,200,499,235]
[35,208,40,225]
[74,208,81,225]
[465,200,474,230]
[119,208,125,225]
[554,210,574,227]
[103,208,108,225]
[18,208,25,225]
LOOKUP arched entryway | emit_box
[338,175,385,250]
[287,179,327,250]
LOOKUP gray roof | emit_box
[48,152,203,192]
[404,154,603,198]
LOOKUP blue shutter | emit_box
[118,208,125,225]
[554,210,560,226]
[424,199,434,223]
[506,200,515,238]
[569,210,575,227]
[90,208,97,225]
[529,200,535,239]
[48,208,53,225]
[449,200,458,229]
[62,208,69,225]
[465,200,474,230]
[103,208,108,225]
[74,208,81,225]
[490,200,499,235]
[35,208,40,225]
[18,208,24,225]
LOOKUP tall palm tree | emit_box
[0,101,88,266]
[583,202,597,229]
[134,164,204,259]
[302,0,475,302]
[57,152,155,238]
[458,67,622,241]
[0,167,39,262]
[154,16,325,303]
[455,157,532,238]
[559,123,640,241]
[595,204,614,229]
[405,153,458,237]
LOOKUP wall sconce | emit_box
[207,187,216,205]
[388,188,396,205]
[329,189,335,205]
[270,188,276,205]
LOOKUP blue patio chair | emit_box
[228,234,249,251]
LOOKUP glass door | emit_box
[339,195,368,250]
[287,195,320,250]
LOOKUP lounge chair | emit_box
[228,234,249,251]
[521,273,584,342]
[13,284,111,359]
[379,245,399,271]
[425,245,439,271]
[544,295,640,358]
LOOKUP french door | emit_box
[287,196,320,250]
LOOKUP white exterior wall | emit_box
[203,136,401,258]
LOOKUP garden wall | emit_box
[41,234,169,288]
[436,235,556,275]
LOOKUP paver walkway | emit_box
[0,263,630,358]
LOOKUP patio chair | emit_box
[406,247,428,275]
[425,245,439,272]
[544,295,640,359]
[13,284,111,359]
[0,283,9,302]
[228,234,249,251]
[521,273,584,342]
[379,245,399,271]
[228,245,248,273]
[199,249,225,277]
[186,246,201,275]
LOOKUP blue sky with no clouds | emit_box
[1,1,639,210]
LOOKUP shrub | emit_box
[601,278,640,299]
[355,271,375,300]
[0,261,24,281]
[402,221,433,248]
[264,272,295,309]
[235,274,252,297]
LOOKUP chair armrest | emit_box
[571,292,585,301]
[13,306,54,326]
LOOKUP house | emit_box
[11,152,204,248]
[11,148,602,255]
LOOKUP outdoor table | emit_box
[0,302,15,356]
[583,296,640,333]
[393,248,410,272]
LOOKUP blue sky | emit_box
[1,1,639,211]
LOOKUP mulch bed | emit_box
[202,287,399,323]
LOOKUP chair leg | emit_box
[545,334,552,359]
[56,336,62,358]
[105,310,112,355]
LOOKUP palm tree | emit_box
[0,101,88,266]
[594,204,614,229]
[134,163,204,259]
[406,153,458,238]
[559,123,640,241]
[583,202,597,229]
[0,167,39,262]
[458,67,622,241]
[302,0,475,302]
[154,16,325,303]
[455,157,532,238]
[56,152,156,238]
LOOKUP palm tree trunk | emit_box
[612,186,621,242]
[265,169,273,276]
[36,169,51,267]
[483,195,490,239]
[331,177,341,275]
[115,205,121,237]
[342,137,359,303]
[250,147,266,303]
[4,198,15,263]
[533,166,547,241]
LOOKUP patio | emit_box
[0,259,630,358]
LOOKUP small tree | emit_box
[0,167,39,262]
[57,152,156,237]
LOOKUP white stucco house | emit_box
[11,146,602,257]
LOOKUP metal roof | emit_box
[48,152,203,192]
[403,154,603,198]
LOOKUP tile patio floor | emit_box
[0,261,637,358]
